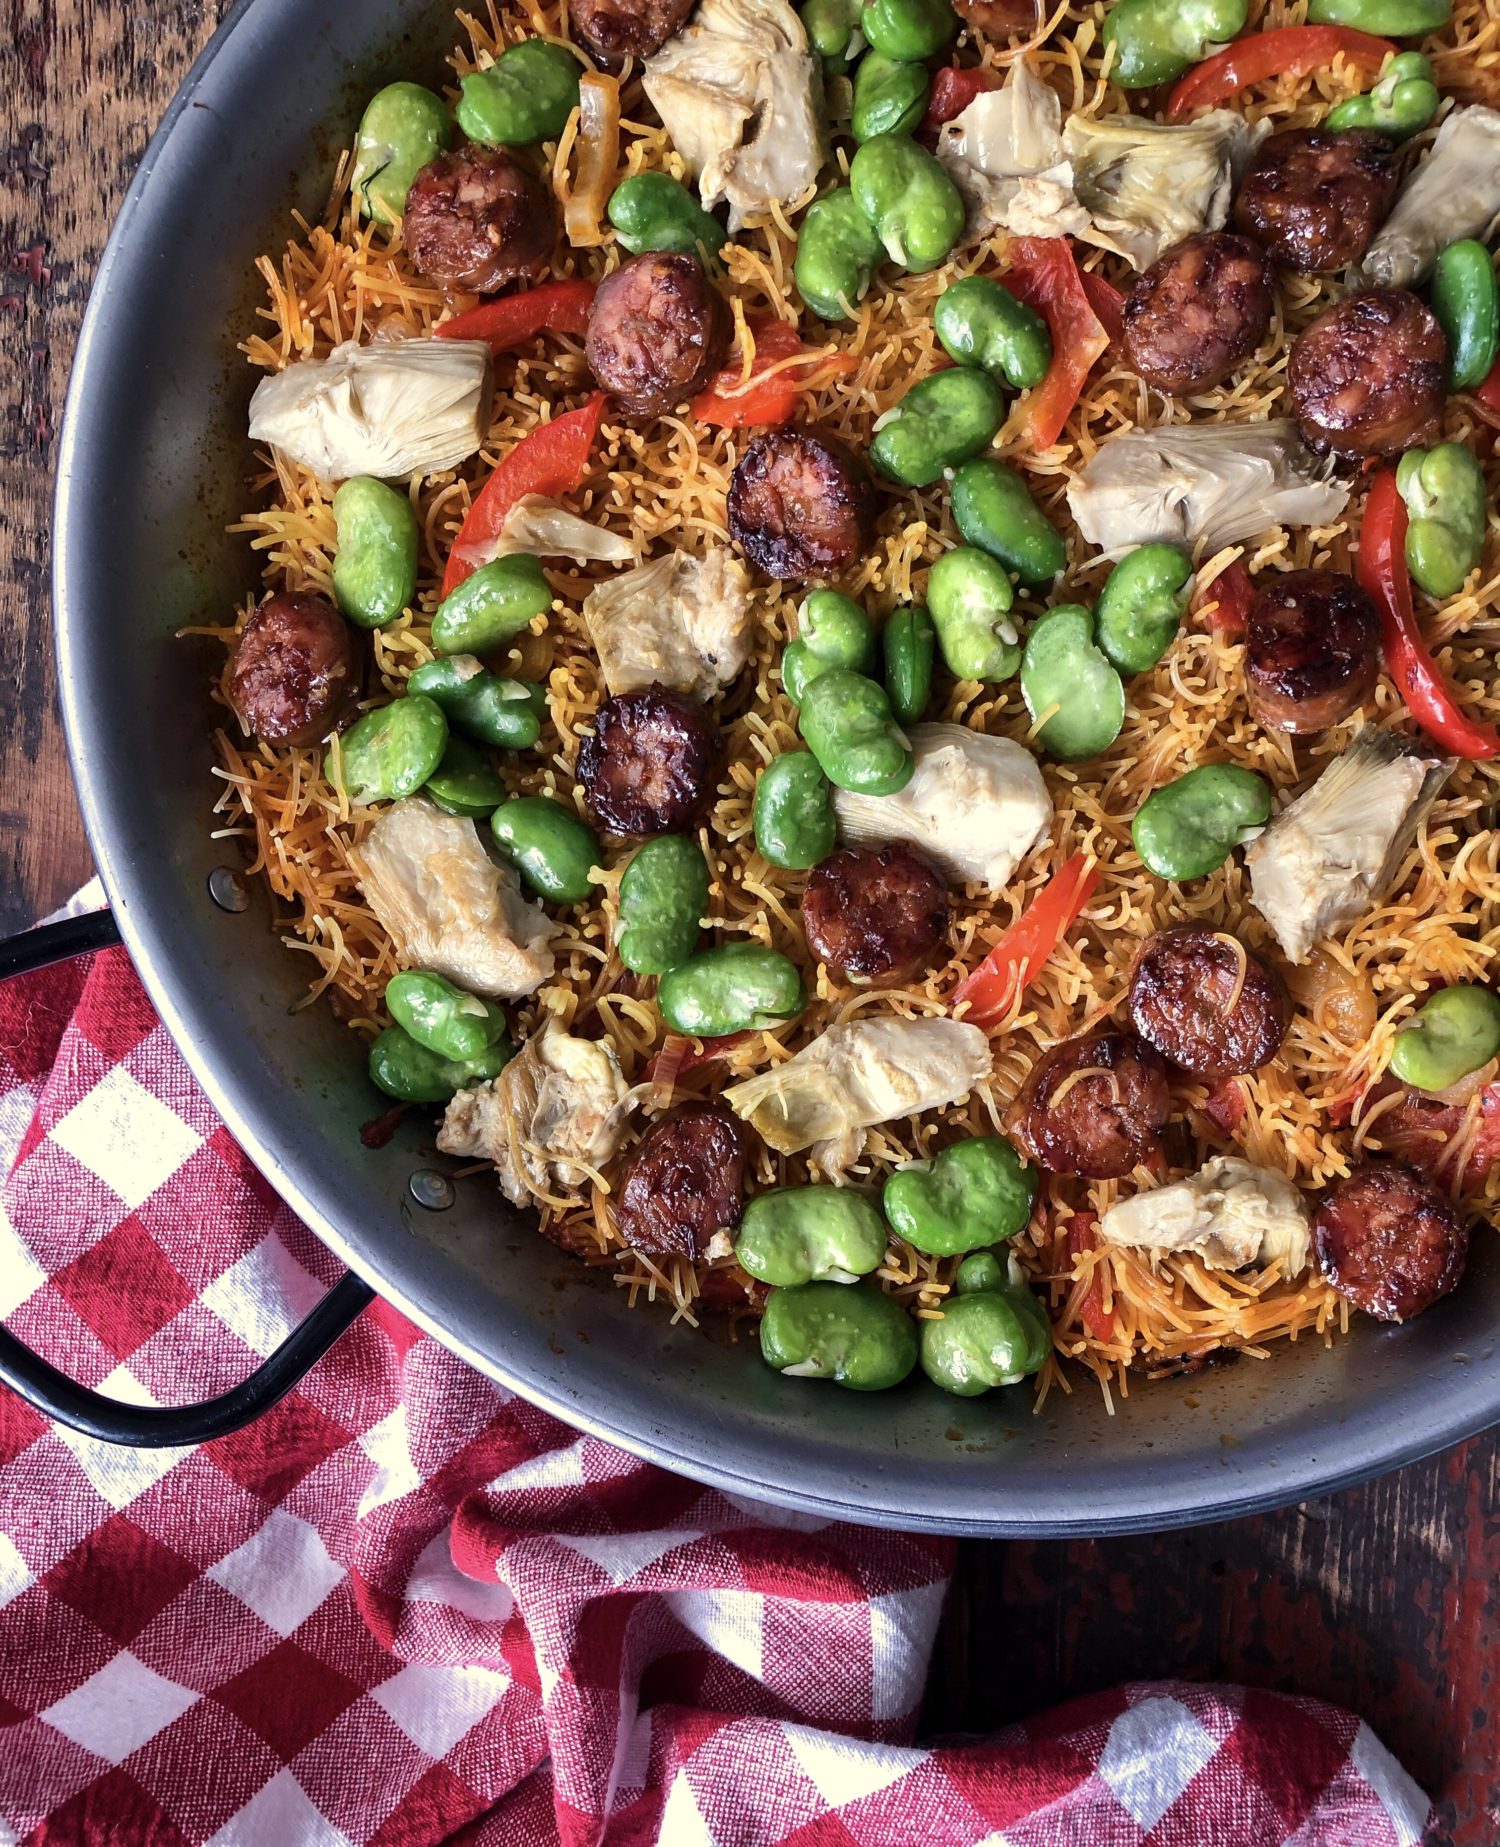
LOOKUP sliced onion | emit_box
[1427,1058,1499,1110]
[565,73,621,248]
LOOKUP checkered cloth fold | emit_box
[0,930,1431,1845]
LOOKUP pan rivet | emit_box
[408,1169,455,1211]
[208,867,250,913]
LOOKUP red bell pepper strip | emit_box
[1201,1077,1246,1134]
[1078,271,1125,346]
[1067,1213,1116,1342]
[1195,561,1253,642]
[441,391,609,598]
[690,319,857,429]
[1474,356,1500,415]
[1357,467,1500,759]
[1003,239,1112,451]
[951,851,1100,1028]
[919,64,1000,141]
[1168,25,1393,120]
[433,280,597,355]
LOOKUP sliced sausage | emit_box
[586,251,729,418]
[1122,232,1274,398]
[1314,1160,1467,1321]
[1289,289,1447,459]
[1128,925,1291,1081]
[727,429,877,581]
[404,147,555,294]
[1233,128,1398,276]
[615,1103,749,1260]
[1246,568,1381,735]
[1007,1029,1171,1179]
[225,592,359,746]
[577,684,718,835]
[952,0,1042,36]
[802,845,949,981]
[572,0,696,66]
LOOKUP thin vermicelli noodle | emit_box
[200,0,1500,1404]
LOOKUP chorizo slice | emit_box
[1289,289,1447,459]
[802,845,950,981]
[1122,232,1274,398]
[1233,128,1398,276]
[1128,925,1291,1081]
[1007,1029,1171,1179]
[1245,568,1380,735]
[577,685,719,836]
[586,251,731,418]
[727,429,877,581]
[225,592,359,746]
[615,1103,750,1259]
[1314,1160,1467,1320]
[572,0,696,67]
[404,147,555,294]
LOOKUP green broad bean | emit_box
[1019,605,1126,762]
[1326,52,1438,139]
[1095,543,1194,676]
[332,478,419,630]
[870,370,1005,487]
[849,135,966,275]
[431,555,553,655]
[407,657,548,751]
[368,1023,513,1104]
[861,0,956,60]
[490,796,601,904]
[882,605,935,725]
[616,837,710,974]
[330,696,448,804]
[1102,0,1249,88]
[798,669,915,796]
[1306,0,1450,34]
[456,40,581,147]
[1133,762,1272,882]
[1397,443,1488,600]
[950,457,1067,586]
[795,187,885,322]
[753,751,839,869]
[385,969,509,1063]
[852,53,930,142]
[952,1249,1006,1294]
[759,1281,918,1389]
[1388,984,1500,1092]
[920,1271,1052,1396]
[607,173,726,261]
[735,1187,889,1286]
[1431,240,1499,393]
[926,548,1020,682]
[882,1136,1037,1257]
[352,83,451,225]
[424,736,508,818]
[783,590,876,705]
[801,0,863,66]
[658,944,807,1038]
[934,276,1052,391]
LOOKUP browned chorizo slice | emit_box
[952,0,1042,37]
[1128,925,1291,1082]
[615,1102,750,1259]
[577,685,719,836]
[1245,568,1381,735]
[1289,289,1447,459]
[572,0,696,66]
[802,845,950,980]
[1007,1029,1171,1179]
[586,251,730,418]
[1233,128,1398,276]
[404,147,555,294]
[225,592,359,746]
[1314,1160,1467,1320]
[727,430,877,581]
[1122,232,1274,398]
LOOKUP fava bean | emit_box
[927,548,1020,681]
[424,736,508,817]
[352,82,451,225]
[735,1186,889,1286]
[934,276,1052,391]
[853,53,930,141]
[801,0,863,66]
[759,1280,918,1389]
[1020,605,1126,762]
[617,836,710,974]
[431,555,553,655]
[920,1261,1052,1396]
[658,943,807,1037]
[850,135,966,275]
[385,969,509,1063]
[1102,0,1248,88]
[332,478,419,630]
[798,668,915,796]
[753,751,839,869]
[1095,543,1194,675]
[952,1249,1006,1294]
[861,0,957,60]
[490,796,601,904]
[795,187,885,322]
[331,696,448,803]
[607,173,727,261]
[1307,0,1450,34]
[1132,762,1272,882]
[368,1022,513,1104]
[1326,51,1438,140]
[883,1136,1037,1257]
[1389,984,1500,1092]
[456,40,581,148]
[950,457,1066,586]
[407,657,548,751]
[783,590,877,705]
[883,605,935,724]
[1431,240,1499,393]
[1397,443,1488,600]
[870,369,1005,487]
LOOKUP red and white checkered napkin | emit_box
[0,935,1432,1846]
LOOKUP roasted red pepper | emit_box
[1474,356,1500,415]
[1196,561,1254,642]
[1067,1212,1116,1342]
[690,318,857,429]
[1201,1077,1247,1134]
[1003,239,1113,451]
[919,64,1000,142]
[1169,24,1393,120]
[433,279,597,354]
[1078,270,1125,346]
[951,851,1100,1028]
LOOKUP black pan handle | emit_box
[0,908,374,1446]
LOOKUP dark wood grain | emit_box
[2,8,1495,1843]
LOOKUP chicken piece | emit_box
[348,797,554,998]
[1066,419,1350,561]
[724,1016,991,1178]
[936,59,1090,242]
[1355,105,1500,290]
[643,0,825,231]
[450,494,637,576]
[582,549,755,700]
[1245,729,1453,965]
[437,1021,641,1205]
[247,338,493,483]
[1098,1156,1312,1275]
[831,723,1052,893]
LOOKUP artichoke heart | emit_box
[1356,104,1500,289]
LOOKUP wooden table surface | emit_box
[2,8,1494,1840]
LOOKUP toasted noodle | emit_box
[202,0,1500,1406]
